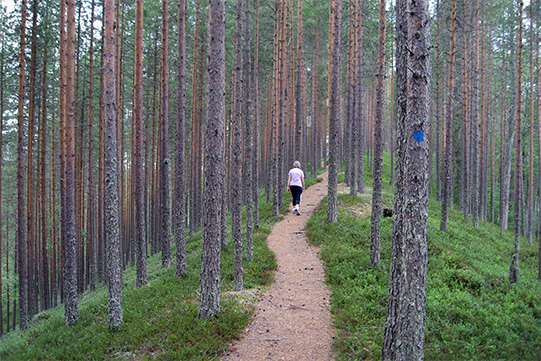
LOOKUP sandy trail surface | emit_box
[222,171,335,361]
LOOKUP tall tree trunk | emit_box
[355,0,365,194]
[87,0,96,292]
[382,0,431,358]
[326,0,342,224]
[0,23,4,335]
[97,18,106,282]
[174,0,187,278]
[252,0,261,229]
[510,0,523,283]
[370,0,386,267]
[104,0,123,329]
[479,1,488,223]
[440,0,457,231]
[39,46,50,311]
[189,0,201,235]
[26,0,38,318]
[134,0,147,286]
[160,0,171,268]
[310,29,320,180]
[198,0,225,320]
[470,0,480,228]
[294,0,304,163]
[527,2,534,244]
[244,0,254,261]
[232,0,244,292]
[434,0,442,200]
[64,0,80,326]
[535,10,541,281]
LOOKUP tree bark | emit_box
[370,0,386,267]
[382,0,431,358]
[134,0,147,286]
[327,0,342,224]
[440,0,457,231]
[232,0,244,292]
[39,45,50,311]
[244,0,254,261]
[104,0,123,329]
[527,2,534,244]
[510,0,524,283]
[160,0,172,268]
[252,0,261,230]
[355,0,365,194]
[198,0,226,319]
[174,0,187,278]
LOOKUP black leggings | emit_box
[290,186,303,206]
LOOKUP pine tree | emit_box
[63,0,79,327]
[160,0,171,268]
[232,0,244,292]
[382,0,431,357]
[440,0,458,231]
[174,0,188,278]
[104,0,123,329]
[199,0,226,320]
[370,0,387,267]
[134,0,147,286]
[327,0,342,224]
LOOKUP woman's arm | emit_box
[287,175,292,192]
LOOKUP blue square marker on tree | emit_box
[413,130,424,143]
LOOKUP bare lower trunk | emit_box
[382,0,431,358]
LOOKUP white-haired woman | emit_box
[287,160,305,215]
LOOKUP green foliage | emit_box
[306,153,541,361]
[0,174,327,360]
[0,188,280,360]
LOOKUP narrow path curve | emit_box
[222,171,335,361]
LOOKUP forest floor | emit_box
[221,171,335,361]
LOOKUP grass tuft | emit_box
[0,173,321,360]
[306,154,541,360]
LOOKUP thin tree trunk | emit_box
[440,0,457,231]
[327,0,341,224]
[355,0,365,194]
[87,0,96,292]
[244,0,254,261]
[134,0,147,286]
[311,29,320,180]
[27,0,38,318]
[174,0,187,278]
[160,0,171,268]
[0,24,4,335]
[479,1,487,223]
[535,12,541,281]
[232,0,244,292]
[471,0,480,228]
[510,0,523,283]
[370,0,386,267]
[527,2,534,244]
[39,45,50,311]
[434,0,441,199]
[64,0,80,326]
[253,0,261,229]
[198,0,225,320]
[294,0,304,163]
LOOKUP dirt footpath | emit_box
[222,172,335,361]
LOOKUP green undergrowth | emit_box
[0,173,322,361]
[306,160,541,360]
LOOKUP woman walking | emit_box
[287,161,305,215]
